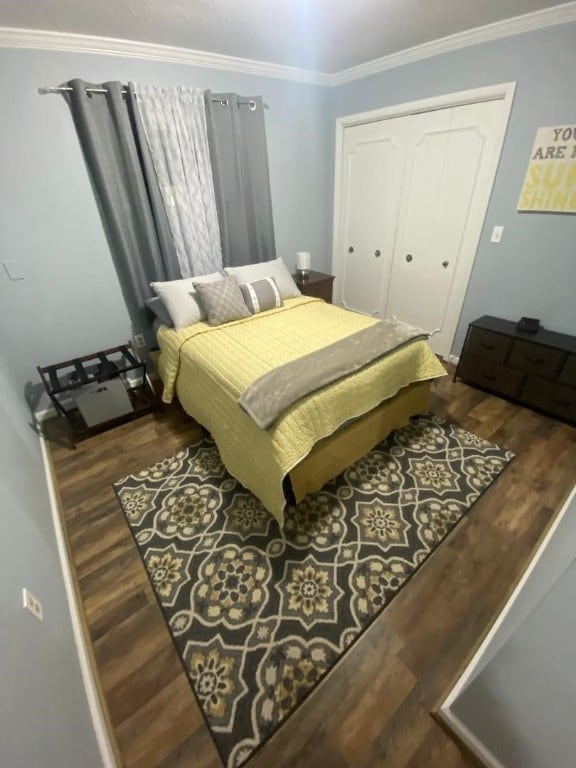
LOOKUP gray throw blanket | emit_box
[239,318,427,429]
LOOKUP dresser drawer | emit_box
[466,327,512,364]
[558,354,576,388]
[508,339,564,378]
[520,376,576,422]
[458,353,524,399]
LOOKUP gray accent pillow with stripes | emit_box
[193,275,251,326]
[239,277,284,315]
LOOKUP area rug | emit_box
[114,414,513,767]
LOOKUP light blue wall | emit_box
[0,355,101,767]
[453,557,576,767]
[0,48,331,401]
[0,21,574,765]
[0,46,331,763]
[329,22,576,354]
[2,24,575,394]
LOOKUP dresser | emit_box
[293,271,335,303]
[456,316,576,425]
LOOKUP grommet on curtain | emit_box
[248,100,257,111]
[219,99,229,108]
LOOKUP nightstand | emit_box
[294,270,335,303]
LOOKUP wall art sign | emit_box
[517,125,576,213]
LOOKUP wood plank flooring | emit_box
[46,369,576,767]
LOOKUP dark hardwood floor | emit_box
[46,368,576,768]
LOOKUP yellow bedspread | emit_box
[157,296,446,523]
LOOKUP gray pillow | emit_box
[145,296,173,327]
[193,275,251,326]
[239,277,284,314]
[150,271,225,329]
[224,258,301,299]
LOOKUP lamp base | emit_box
[296,268,310,280]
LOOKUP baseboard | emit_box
[446,354,460,367]
[40,435,120,767]
[436,706,505,768]
[35,405,58,422]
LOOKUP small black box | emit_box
[517,316,540,333]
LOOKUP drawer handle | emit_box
[526,355,545,365]
[551,397,571,408]
[480,342,496,351]
[480,373,497,382]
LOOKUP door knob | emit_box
[442,260,449,268]
[405,254,413,262]
[348,246,354,253]
[374,249,381,258]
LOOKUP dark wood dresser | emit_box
[456,316,576,425]
[294,270,335,303]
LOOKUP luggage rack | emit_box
[38,343,157,445]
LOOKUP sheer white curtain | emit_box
[132,83,222,277]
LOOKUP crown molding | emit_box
[327,1,576,86]
[0,26,330,86]
[0,1,575,88]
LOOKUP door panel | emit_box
[387,108,453,331]
[387,100,503,356]
[338,119,408,316]
[435,100,504,356]
[333,95,508,358]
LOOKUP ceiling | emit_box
[0,0,571,74]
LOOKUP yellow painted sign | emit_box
[517,125,576,213]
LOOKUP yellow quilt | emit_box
[157,296,446,523]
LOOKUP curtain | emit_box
[132,84,222,277]
[205,93,276,267]
[63,79,180,336]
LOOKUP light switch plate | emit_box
[490,226,504,243]
[3,260,24,281]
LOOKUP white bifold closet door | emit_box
[338,116,409,317]
[336,99,503,357]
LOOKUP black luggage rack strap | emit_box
[36,343,156,440]
[38,344,144,397]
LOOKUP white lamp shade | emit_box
[296,251,311,271]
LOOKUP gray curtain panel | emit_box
[205,93,276,267]
[63,79,180,336]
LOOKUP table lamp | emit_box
[296,251,311,277]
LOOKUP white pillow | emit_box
[224,258,301,300]
[151,271,225,329]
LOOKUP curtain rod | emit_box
[38,85,268,108]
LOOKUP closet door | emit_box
[335,118,409,316]
[386,100,504,355]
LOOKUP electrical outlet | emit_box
[22,588,43,621]
[133,333,146,349]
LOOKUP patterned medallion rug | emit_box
[114,414,513,768]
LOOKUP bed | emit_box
[156,295,446,524]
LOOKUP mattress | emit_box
[157,296,446,522]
